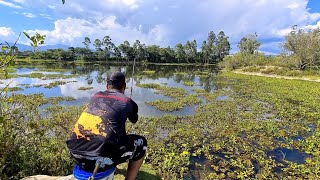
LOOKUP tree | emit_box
[82,37,93,60]
[132,40,146,61]
[146,45,161,63]
[184,40,197,63]
[83,37,91,49]
[102,36,113,60]
[93,39,105,60]
[119,41,134,61]
[175,43,186,63]
[201,31,219,64]
[283,26,320,70]
[238,33,261,55]
[216,31,231,62]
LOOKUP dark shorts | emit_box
[72,134,147,172]
[113,134,147,164]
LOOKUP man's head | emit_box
[107,71,126,93]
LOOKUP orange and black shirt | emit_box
[66,89,138,158]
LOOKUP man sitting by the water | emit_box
[67,71,147,180]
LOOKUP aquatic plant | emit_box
[78,86,94,91]
[183,81,194,87]
[0,87,23,92]
[147,95,202,111]
[136,83,161,89]
[2,63,320,179]
[137,83,187,98]
[19,72,79,80]
[142,70,156,75]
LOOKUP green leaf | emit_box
[23,32,31,39]
[4,70,8,79]
[0,116,4,124]
[1,46,8,51]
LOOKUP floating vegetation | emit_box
[137,83,187,98]
[192,88,207,94]
[174,72,188,76]
[38,68,70,73]
[78,86,94,91]
[44,81,68,88]
[0,73,17,79]
[0,87,23,92]
[142,70,156,75]
[183,81,194,87]
[147,94,202,111]
[195,70,210,76]
[137,83,161,89]
[19,72,79,80]
[47,96,76,104]
[32,80,77,89]
[129,71,320,179]
[17,83,30,86]
[156,86,187,98]
[3,64,320,179]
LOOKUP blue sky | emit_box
[0,0,319,54]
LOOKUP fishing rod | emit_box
[130,58,136,99]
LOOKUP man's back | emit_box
[67,71,146,180]
[67,89,138,158]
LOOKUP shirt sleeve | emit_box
[128,99,138,124]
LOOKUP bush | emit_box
[220,53,272,70]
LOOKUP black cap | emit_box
[107,71,126,86]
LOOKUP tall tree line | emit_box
[19,31,231,64]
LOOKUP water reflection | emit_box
[7,62,219,117]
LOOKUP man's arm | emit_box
[128,99,138,123]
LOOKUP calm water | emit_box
[1,62,218,117]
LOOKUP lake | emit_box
[1,62,219,117]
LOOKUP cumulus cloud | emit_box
[0,27,15,37]
[0,0,22,8]
[4,0,320,53]
[48,0,320,46]
[24,16,171,47]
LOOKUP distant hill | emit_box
[2,42,70,52]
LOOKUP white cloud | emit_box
[24,16,171,47]
[0,27,15,37]
[304,20,320,29]
[0,0,22,8]
[275,20,320,37]
[107,0,141,9]
[5,0,320,54]
[48,5,55,9]
[40,14,53,20]
[12,0,25,4]
[22,12,36,18]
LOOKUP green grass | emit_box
[114,163,160,180]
